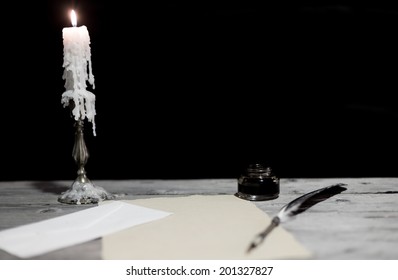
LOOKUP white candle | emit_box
[61,10,96,136]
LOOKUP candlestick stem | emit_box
[73,119,90,184]
[58,119,114,205]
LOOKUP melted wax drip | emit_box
[61,25,96,136]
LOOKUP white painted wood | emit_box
[0,178,397,259]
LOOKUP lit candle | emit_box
[61,10,96,136]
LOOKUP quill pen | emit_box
[246,183,347,253]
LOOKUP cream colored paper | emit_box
[102,195,312,259]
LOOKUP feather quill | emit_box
[246,183,347,253]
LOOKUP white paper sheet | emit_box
[0,201,172,258]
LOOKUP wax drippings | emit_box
[61,25,96,136]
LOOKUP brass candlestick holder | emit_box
[58,118,114,204]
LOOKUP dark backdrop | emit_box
[2,1,398,181]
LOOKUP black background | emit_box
[2,1,398,181]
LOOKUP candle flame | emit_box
[71,10,77,27]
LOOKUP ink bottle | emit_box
[235,163,280,201]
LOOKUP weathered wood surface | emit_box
[0,178,397,260]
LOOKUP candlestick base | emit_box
[58,118,115,204]
[58,179,115,205]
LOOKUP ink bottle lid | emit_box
[235,163,280,201]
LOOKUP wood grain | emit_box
[0,178,397,259]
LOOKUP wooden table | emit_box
[0,178,397,260]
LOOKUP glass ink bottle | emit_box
[235,163,279,201]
